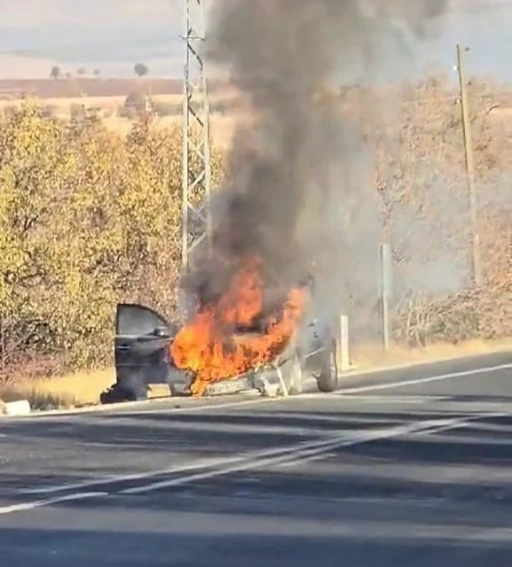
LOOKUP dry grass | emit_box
[0,91,237,112]
[0,94,179,106]
[0,94,240,149]
[0,77,185,99]
[0,94,182,114]
[0,368,114,410]
[0,369,174,411]
[101,115,179,135]
[102,113,237,148]
[351,337,512,371]
[0,89,243,148]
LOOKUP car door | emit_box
[115,303,174,393]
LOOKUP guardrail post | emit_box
[338,314,350,371]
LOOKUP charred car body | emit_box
[100,286,341,404]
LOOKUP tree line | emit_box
[50,63,149,80]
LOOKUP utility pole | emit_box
[456,44,482,286]
[181,0,212,272]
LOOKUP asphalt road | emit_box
[0,352,511,567]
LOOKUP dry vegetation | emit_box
[0,74,510,409]
[0,80,241,150]
[351,337,512,372]
[339,75,511,345]
[0,368,113,410]
[0,78,187,99]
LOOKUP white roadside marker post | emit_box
[338,313,350,372]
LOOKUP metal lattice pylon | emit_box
[181,0,212,272]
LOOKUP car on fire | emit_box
[100,287,342,404]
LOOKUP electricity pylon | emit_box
[181,0,212,272]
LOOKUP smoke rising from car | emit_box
[184,0,448,326]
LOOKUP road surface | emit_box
[0,352,511,566]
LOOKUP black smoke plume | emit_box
[184,0,448,315]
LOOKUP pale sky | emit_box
[0,0,510,79]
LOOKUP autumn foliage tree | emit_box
[0,103,224,381]
[343,75,511,343]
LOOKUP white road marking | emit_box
[327,395,447,403]
[333,363,511,396]
[0,492,106,515]
[276,452,337,468]
[76,362,512,420]
[11,409,434,497]
[3,362,509,510]
[1,410,506,514]
[2,362,509,422]
[15,441,322,496]
[121,412,504,495]
[9,363,510,497]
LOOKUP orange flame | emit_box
[170,257,306,396]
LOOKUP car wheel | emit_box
[316,343,339,393]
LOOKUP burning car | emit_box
[100,258,340,403]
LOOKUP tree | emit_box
[50,65,61,79]
[125,91,146,109]
[120,91,146,118]
[93,69,101,78]
[0,104,227,377]
[134,63,149,78]
[76,67,86,77]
